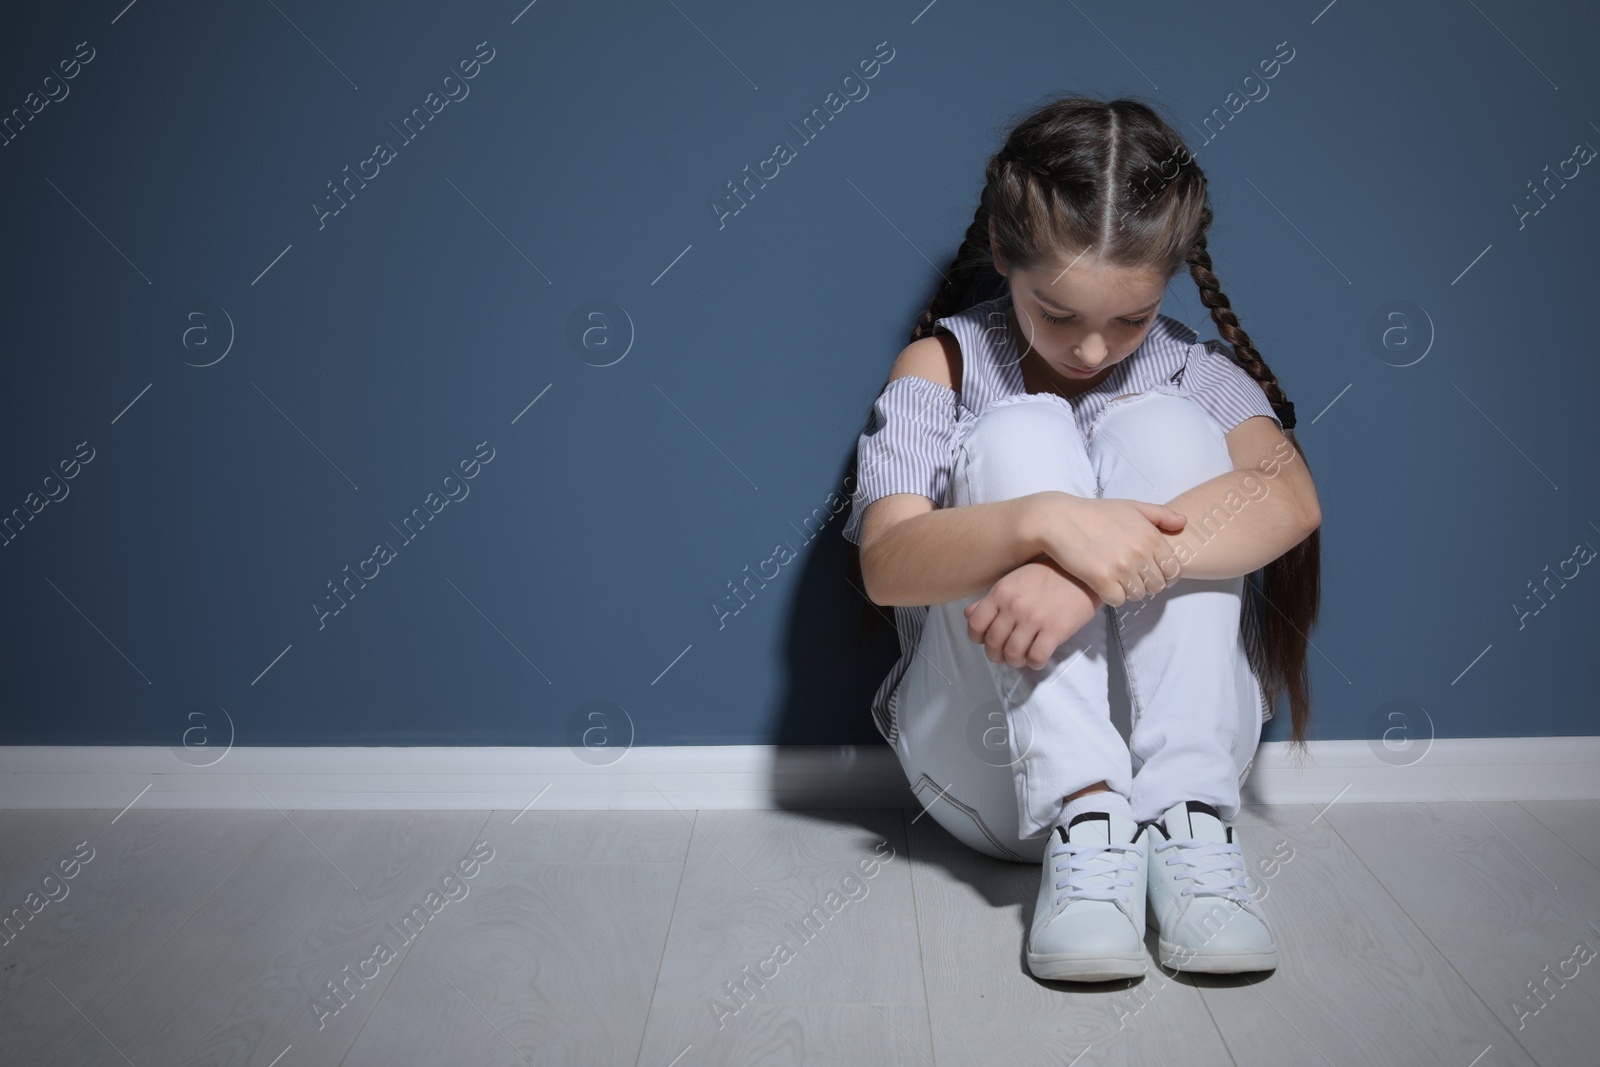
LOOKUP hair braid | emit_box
[1185,232,1296,430]
[908,206,992,343]
[1185,225,1320,756]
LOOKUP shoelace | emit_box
[1049,841,1139,909]
[1153,839,1251,903]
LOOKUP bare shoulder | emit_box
[886,328,962,393]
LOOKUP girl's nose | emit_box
[1074,337,1109,365]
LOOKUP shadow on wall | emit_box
[767,447,903,748]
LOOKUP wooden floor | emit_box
[1,801,1597,1066]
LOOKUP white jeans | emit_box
[891,386,1264,865]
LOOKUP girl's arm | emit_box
[859,493,1048,607]
[1157,415,1321,581]
[869,489,1193,607]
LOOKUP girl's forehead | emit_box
[1025,254,1162,281]
[1021,262,1166,300]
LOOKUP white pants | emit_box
[892,386,1264,865]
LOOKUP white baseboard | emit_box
[0,738,1596,810]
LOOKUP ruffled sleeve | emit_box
[841,375,960,546]
[1180,340,1282,433]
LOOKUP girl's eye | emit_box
[1040,311,1150,328]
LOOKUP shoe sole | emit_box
[1157,939,1279,974]
[1026,949,1147,982]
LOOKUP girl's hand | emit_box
[1034,492,1187,607]
[964,559,1104,670]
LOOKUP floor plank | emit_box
[38,810,489,1067]
[1441,947,1600,1067]
[343,857,684,1067]
[466,806,694,864]
[1323,802,1600,955]
[0,808,99,903]
[1,809,278,1064]
[635,808,934,1067]
[1209,805,1544,1067]
[1517,799,1600,871]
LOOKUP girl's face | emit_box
[992,234,1168,389]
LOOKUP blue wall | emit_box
[2,0,1596,749]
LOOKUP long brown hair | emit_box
[848,94,1320,754]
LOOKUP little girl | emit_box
[842,96,1322,983]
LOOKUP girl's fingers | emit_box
[985,615,1018,664]
[1004,623,1036,668]
[965,597,994,642]
[1027,630,1058,670]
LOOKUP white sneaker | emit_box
[1025,810,1148,981]
[1143,800,1279,974]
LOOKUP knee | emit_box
[956,394,1094,504]
[965,393,1079,452]
[1093,391,1231,488]
[1099,390,1217,442]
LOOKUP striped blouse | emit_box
[843,291,1283,746]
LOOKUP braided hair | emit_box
[848,94,1321,754]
